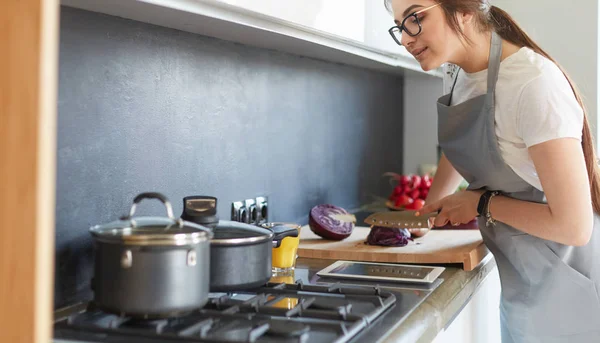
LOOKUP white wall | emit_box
[403,71,444,175]
[492,0,599,146]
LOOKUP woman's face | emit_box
[391,0,462,71]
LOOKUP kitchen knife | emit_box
[363,210,438,229]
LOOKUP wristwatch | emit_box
[477,190,499,217]
[477,190,500,226]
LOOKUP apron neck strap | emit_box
[447,31,503,99]
[448,68,460,98]
[486,31,503,94]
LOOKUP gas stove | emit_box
[53,259,442,343]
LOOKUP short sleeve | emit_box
[517,66,584,147]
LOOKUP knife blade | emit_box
[363,210,438,229]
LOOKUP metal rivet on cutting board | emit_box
[121,250,132,269]
[187,250,197,267]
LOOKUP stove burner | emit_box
[268,321,310,337]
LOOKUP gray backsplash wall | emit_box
[55,6,404,308]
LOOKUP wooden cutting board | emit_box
[297,226,489,271]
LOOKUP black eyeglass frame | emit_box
[388,3,441,46]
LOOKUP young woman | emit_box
[385,0,600,341]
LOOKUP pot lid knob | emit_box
[181,196,219,226]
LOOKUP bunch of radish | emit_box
[386,173,433,210]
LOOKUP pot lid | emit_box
[210,220,273,245]
[89,193,213,246]
[90,216,212,245]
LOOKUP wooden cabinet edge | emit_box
[1,0,59,342]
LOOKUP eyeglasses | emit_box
[388,3,441,46]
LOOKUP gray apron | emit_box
[437,31,600,343]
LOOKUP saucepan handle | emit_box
[121,192,183,228]
[271,225,299,248]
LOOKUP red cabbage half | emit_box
[309,204,355,240]
[365,226,413,247]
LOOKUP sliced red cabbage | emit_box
[308,204,354,241]
[365,226,413,247]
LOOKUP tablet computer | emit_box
[316,260,445,284]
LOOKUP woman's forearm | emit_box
[487,194,592,246]
[487,139,594,247]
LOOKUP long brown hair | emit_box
[385,0,600,213]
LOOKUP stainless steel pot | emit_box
[180,196,299,291]
[89,192,213,318]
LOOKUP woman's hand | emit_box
[417,190,483,227]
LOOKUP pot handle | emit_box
[271,225,299,248]
[122,192,184,228]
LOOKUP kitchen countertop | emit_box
[295,253,497,343]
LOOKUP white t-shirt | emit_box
[444,47,584,191]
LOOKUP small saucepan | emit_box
[181,196,299,291]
